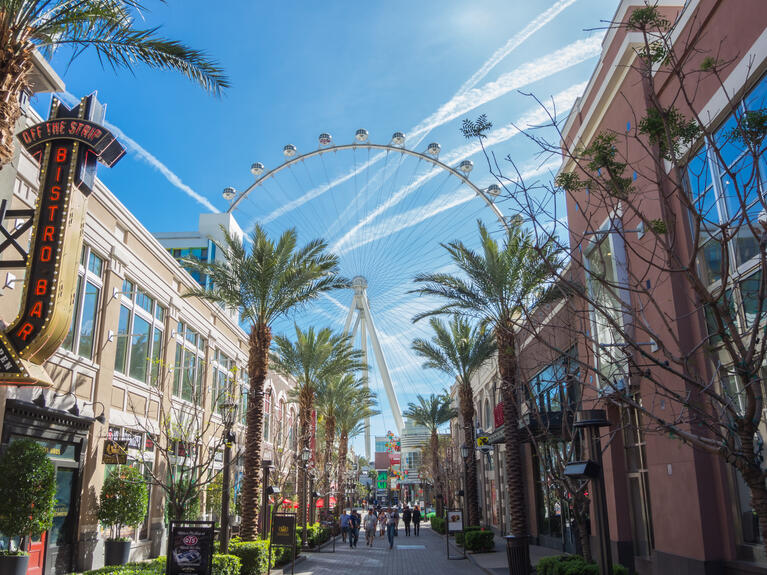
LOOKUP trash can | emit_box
[505,535,530,575]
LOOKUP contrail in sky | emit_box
[337,160,562,255]
[331,81,587,253]
[261,34,597,229]
[408,35,602,142]
[57,91,219,213]
[455,0,578,96]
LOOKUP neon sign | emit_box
[0,94,125,385]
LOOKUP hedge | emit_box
[228,540,273,575]
[464,530,494,552]
[431,516,446,534]
[455,525,481,546]
[537,555,628,575]
[426,512,436,520]
[296,522,330,548]
[82,554,240,575]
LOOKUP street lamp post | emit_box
[220,400,237,554]
[261,459,274,538]
[564,410,613,575]
[309,472,317,525]
[300,447,311,547]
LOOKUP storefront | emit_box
[1,398,93,575]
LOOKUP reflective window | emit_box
[62,246,103,361]
[114,280,165,385]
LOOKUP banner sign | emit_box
[271,514,296,547]
[167,521,214,575]
[102,440,129,464]
[447,509,464,533]
[269,513,297,575]
[0,94,124,386]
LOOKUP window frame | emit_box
[115,279,166,385]
[62,245,105,361]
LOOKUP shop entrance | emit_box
[3,399,92,575]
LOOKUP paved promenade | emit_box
[288,523,489,575]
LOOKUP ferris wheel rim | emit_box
[227,141,509,229]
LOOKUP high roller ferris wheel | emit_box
[224,129,509,459]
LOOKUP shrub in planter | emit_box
[98,466,149,565]
[212,553,241,575]
[83,554,240,575]
[228,539,272,575]
[455,525,481,546]
[0,438,56,574]
[430,516,446,534]
[464,530,494,552]
[537,554,628,575]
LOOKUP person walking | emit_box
[386,507,397,550]
[340,509,350,543]
[378,508,387,537]
[402,505,412,536]
[364,509,377,547]
[412,505,421,536]
[349,510,360,548]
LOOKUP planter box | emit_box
[0,554,29,575]
[104,540,131,566]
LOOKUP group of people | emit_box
[340,505,423,551]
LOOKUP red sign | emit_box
[494,403,504,428]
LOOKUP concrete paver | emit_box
[287,523,488,575]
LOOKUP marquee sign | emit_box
[0,94,125,386]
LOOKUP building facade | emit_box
[459,2,767,574]
[0,65,298,575]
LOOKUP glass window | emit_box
[88,252,103,277]
[264,391,272,442]
[586,235,627,389]
[115,280,164,385]
[687,72,767,290]
[129,315,151,382]
[77,281,100,359]
[61,246,103,361]
[135,288,153,314]
[172,321,206,403]
[740,270,763,328]
[114,306,131,374]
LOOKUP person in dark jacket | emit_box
[412,506,422,536]
[402,506,412,536]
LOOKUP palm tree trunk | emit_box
[239,323,271,540]
[0,46,31,167]
[298,386,314,539]
[430,430,443,516]
[322,415,335,511]
[497,324,528,538]
[458,382,480,526]
[336,431,349,511]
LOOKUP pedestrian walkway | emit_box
[288,523,487,575]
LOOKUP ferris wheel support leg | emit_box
[343,301,356,335]
[361,319,370,460]
[360,293,404,434]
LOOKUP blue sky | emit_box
[36,0,615,454]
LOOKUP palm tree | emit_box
[403,393,456,517]
[411,316,495,526]
[412,220,558,546]
[271,325,364,537]
[0,1,229,166]
[334,382,378,510]
[315,374,367,511]
[183,226,347,540]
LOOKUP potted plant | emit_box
[0,439,56,575]
[98,466,148,565]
